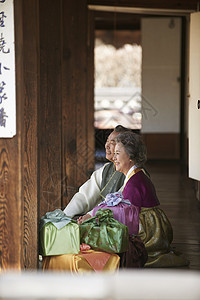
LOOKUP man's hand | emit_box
[77,213,91,224]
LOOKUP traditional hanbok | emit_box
[63,162,125,218]
[99,162,125,200]
[123,166,189,268]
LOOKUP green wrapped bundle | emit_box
[80,209,129,254]
[39,209,80,256]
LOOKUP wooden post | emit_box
[87,9,95,178]
[38,0,63,217]
[22,0,39,269]
[62,0,94,208]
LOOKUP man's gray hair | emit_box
[114,125,131,133]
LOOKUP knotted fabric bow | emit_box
[40,209,73,230]
[93,208,114,225]
[99,191,131,207]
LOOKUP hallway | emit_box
[146,160,200,270]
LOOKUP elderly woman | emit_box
[112,131,189,268]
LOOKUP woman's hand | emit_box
[77,213,91,224]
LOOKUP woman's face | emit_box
[113,142,134,175]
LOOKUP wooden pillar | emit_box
[38,0,63,217]
[22,0,39,269]
[62,0,94,208]
[87,9,95,178]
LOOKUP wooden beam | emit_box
[62,0,90,207]
[87,10,95,177]
[87,0,198,11]
[38,0,62,217]
[22,0,39,269]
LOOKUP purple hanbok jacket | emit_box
[123,170,160,210]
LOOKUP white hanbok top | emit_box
[63,163,109,218]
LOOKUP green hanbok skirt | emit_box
[138,207,189,267]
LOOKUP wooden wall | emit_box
[0,0,24,270]
[23,0,39,269]
[142,133,180,160]
[0,0,94,270]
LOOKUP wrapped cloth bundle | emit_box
[39,209,80,256]
[80,208,129,254]
[42,247,120,273]
[92,191,140,235]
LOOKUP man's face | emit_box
[105,131,119,162]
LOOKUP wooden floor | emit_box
[146,160,200,270]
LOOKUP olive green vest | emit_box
[100,162,125,200]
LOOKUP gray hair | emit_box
[115,131,147,168]
[113,125,131,133]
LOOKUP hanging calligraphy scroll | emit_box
[0,0,16,138]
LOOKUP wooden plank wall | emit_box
[0,0,94,270]
[0,0,24,270]
[23,0,39,269]
[38,0,63,217]
[62,0,87,204]
[142,133,180,160]
[87,10,95,179]
[61,0,94,208]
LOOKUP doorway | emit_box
[93,12,142,167]
[92,9,187,165]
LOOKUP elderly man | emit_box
[63,125,129,219]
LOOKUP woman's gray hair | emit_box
[115,131,147,168]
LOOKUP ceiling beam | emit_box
[88,5,195,16]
